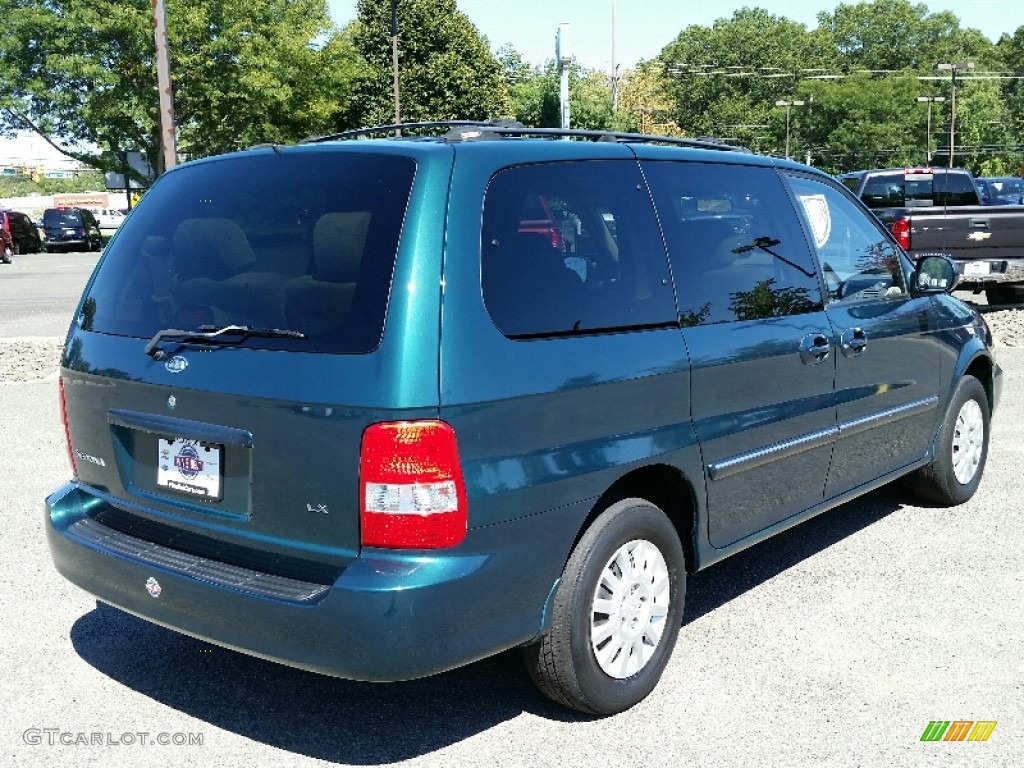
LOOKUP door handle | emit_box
[840,327,868,357]
[799,333,831,365]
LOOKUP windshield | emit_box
[81,150,417,354]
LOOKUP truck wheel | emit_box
[909,375,989,505]
[523,498,685,715]
[985,285,1019,306]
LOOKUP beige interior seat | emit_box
[285,212,371,337]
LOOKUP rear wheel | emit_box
[909,375,989,505]
[523,498,685,715]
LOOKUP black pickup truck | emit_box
[840,167,1024,304]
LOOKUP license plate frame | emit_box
[157,437,223,501]
[963,260,991,278]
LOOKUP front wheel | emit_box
[1,244,12,264]
[523,498,686,715]
[909,375,990,505]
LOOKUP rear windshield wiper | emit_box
[145,324,306,359]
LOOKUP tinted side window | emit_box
[481,160,676,338]
[643,161,822,326]
[785,174,907,303]
[860,173,905,208]
[934,172,979,206]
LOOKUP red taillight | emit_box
[890,218,911,251]
[59,377,78,477]
[359,420,467,549]
[548,227,564,253]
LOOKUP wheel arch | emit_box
[573,464,699,575]
[963,353,995,416]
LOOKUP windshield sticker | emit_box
[798,194,831,248]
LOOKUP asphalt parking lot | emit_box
[1,253,1021,767]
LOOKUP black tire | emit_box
[909,375,990,505]
[523,498,686,715]
[13,242,20,256]
[1,244,11,264]
[985,285,1019,306]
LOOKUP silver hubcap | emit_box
[590,538,671,679]
[951,398,984,485]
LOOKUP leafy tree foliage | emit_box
[647,0,1022,174]
[657,9,833,140]
[0,171,107,198]
[2,0,1023,179]
[346,0,509,127]
[0,0,350,175]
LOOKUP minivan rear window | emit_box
[80,151,416,354]
[44,209,84,227]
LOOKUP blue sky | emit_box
[328,0,1024,71]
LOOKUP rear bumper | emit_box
[46,483,583,681]
[953,257,1024,286]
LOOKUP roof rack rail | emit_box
[299,120,751,153]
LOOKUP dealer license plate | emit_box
[157,438,223,500]
[963,261,991,277]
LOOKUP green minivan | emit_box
[46,123,1000,714]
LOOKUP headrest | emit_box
[313,212,371,280]
[173,218,256,280]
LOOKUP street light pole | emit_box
[774,100,805,160]
[610,0,617,112]
[915,95,945,165]
[391,0,401,135]
[936,62,974,167]
[557,24,571,130]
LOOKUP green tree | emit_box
[0,0,349,176]
[657,8,832,141]
[347,0,510,127]
[799,75,924,172]
[615,63,676,135]
[495,46,631,132]
[817,0,1000,72]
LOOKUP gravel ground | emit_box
[3,303,1022,384]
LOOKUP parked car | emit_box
[41,207,104,253]
[47,122,1001,715]
[0,209,43,258]
[975,176,1024,206]
[0,222,12,264]
[87,207,127,231]
[840,167,1024,304]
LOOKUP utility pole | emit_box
[391,0,401,135]
[915,95,945,165]
[775,100,805,161]
[557,23,571,130]
[152,0,177,172]
[936,62,973,167]
[611,0,617,112]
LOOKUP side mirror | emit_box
[914,254,960,294]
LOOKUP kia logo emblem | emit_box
[164,355,188,374]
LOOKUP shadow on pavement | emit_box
[684,485,905,625]
[70,486,905,762]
